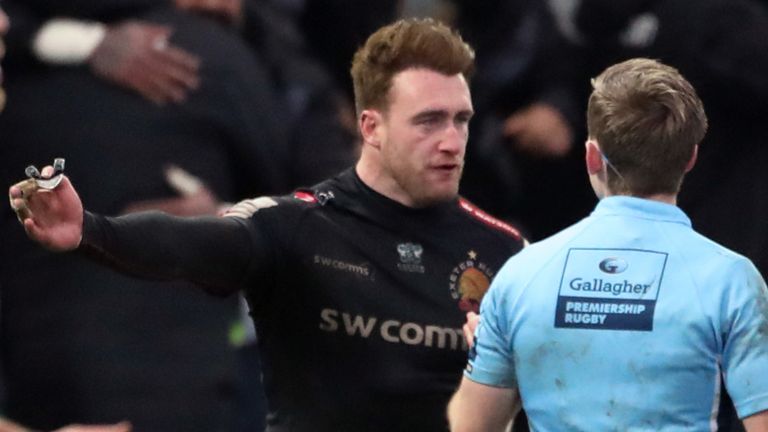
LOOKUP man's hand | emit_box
[463,311,480,349]
[175,0,243,26]
[503,103,573,158]
[88,21,200,105]
[8,166,84,252]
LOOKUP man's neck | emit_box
[604,192,678,205]
[642,193,677,205]
[355,159,415,208]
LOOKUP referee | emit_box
[448,58,768,431]
[9,19,525,432]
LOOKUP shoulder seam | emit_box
[457,198,522,240]
[293,190,318,203]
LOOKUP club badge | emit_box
[449,250,495,313]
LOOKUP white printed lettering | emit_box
[564,313,607,324]
[342,313,377,337]
[425,326,463,350]
[319,308,339,332]
[381,320,400,343]
[399,323,424,345]
[569,278,651,296]
[320,309,465,351]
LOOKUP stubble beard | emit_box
[391,162,463,208]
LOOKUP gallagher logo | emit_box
[449,250,495,313]
[599,257,628,274]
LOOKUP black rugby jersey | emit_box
[80,168,525,431]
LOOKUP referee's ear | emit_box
[585,139,604,175]
[684,144,698,173]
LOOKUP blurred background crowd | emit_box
[1,0,767,430]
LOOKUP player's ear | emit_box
[359,109,383,150]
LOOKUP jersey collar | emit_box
[322,169,459,232]
[591,196,692,227]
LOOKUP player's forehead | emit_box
[386,68,472,118]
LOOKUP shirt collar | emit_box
[591,196,691,227]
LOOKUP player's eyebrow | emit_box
[411,109,449,123]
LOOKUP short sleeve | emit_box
[464,274,517,388]
[721,258,768,419]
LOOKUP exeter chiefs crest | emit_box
[449,250,495,313]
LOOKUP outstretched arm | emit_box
[79,210,252,295]
[9,167,253,295]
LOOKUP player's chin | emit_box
[409,169,460,205]
[420,183,460,206]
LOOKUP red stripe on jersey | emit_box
[458,198,521,240]
[294,191,317,203]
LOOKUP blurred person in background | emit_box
[0,1,289,430]
[0,5,126,432]
[448,0,594,242]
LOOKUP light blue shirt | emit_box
[466,196,768,431]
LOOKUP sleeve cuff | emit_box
[32,18,107,65]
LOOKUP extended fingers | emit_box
[12,178,39,199]
[134,44,200,104]
[8,184,22,200]
[152,46,201,99]
[463,311,480,348]
[159,43,200,71]
[93,22,199,105]
[11,172,67,218]
[463,322,474,349]
[12,201,33,222]
[9,179,37,222]
[163,46,201,88]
